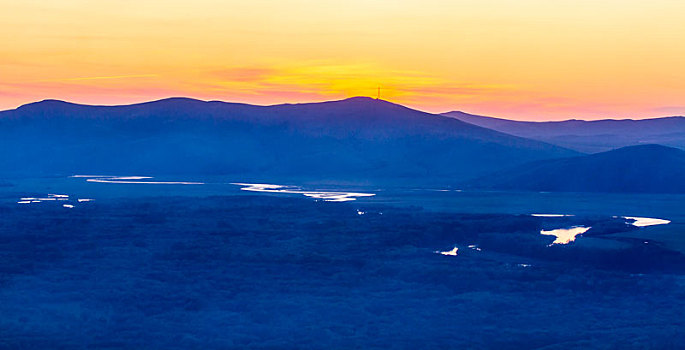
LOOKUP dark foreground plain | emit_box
[1,190,683,349]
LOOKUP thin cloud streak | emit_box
[34,74,159,83]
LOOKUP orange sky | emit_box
[2,0,684,120]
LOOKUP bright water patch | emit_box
[16,193,92,208]
[435,247,458,256]
[540,226,591,245]
[19,193,69,203]
[623,216,671,227]
[531,214,574,217]
[72,175,204,185]
[232,183,375,202]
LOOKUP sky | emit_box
[1,0,684,120]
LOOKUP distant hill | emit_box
[442,111,685,153]
[473,144,685,193]
[0,97,575,185]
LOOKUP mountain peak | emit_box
[141,97,208,105]
[12,99,84,114]
[324,96,425,113]
[341,96,377,102]
[20,99,74,108]
[315,96,394,108]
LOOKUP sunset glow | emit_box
[2,0,684,120]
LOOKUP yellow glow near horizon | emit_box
[1,0,684,120]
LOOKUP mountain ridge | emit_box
[443,110,685,123]
[0,97,576,185]
[442,110,685,153]
[472,144,685,193]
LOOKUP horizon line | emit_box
[4,96,684,123]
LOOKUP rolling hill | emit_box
[443,111,685,153]
[0,97,576,185]
[473,144,685,193]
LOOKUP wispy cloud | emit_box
[34,74,158,83]
[198,62,516,106]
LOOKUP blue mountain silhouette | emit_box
[473,144,685,193]
[0,97,574,184]
[443,111,685,153]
